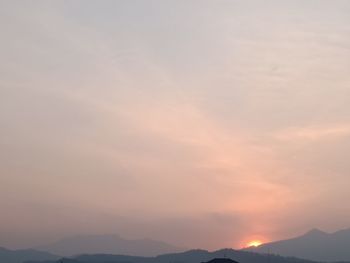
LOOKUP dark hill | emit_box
[246,228,350,261]
[0,247,59,263]
[203,258,240,263]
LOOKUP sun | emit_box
[247,240,263,247]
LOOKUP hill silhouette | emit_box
[0,247,59,263]
[246,228,350,261]
[203,258,240,263]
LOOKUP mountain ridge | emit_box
[246,228,350,261]
[0,246,59,263]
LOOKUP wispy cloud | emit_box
[275,124,350,141]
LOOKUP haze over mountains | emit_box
[36,234,184,257]
[246,228,350,262]
[5,228,350,263]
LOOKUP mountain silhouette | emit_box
[37,234,184,257]
[26,248,317,263]
[0,247,59,263]
[246,228,350,261]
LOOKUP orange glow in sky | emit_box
[246,240,263,247]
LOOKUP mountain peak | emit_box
[247,227,350,261]
[303,228,327,237]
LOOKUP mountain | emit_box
[37,234,184,257]
[246,228,350,262]
[0,247,59,263]
[26,248,317,263]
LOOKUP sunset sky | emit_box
[1,0,350,250]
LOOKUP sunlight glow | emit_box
[247,240,263,247]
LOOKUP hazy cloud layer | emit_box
[1,0,350,249]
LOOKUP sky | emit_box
[1,0,350,250]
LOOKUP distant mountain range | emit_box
[26,248,317,263]
[36,234,184,257]
[7,228,350,263]
[246,228,350,262]
[0,247,59,263]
